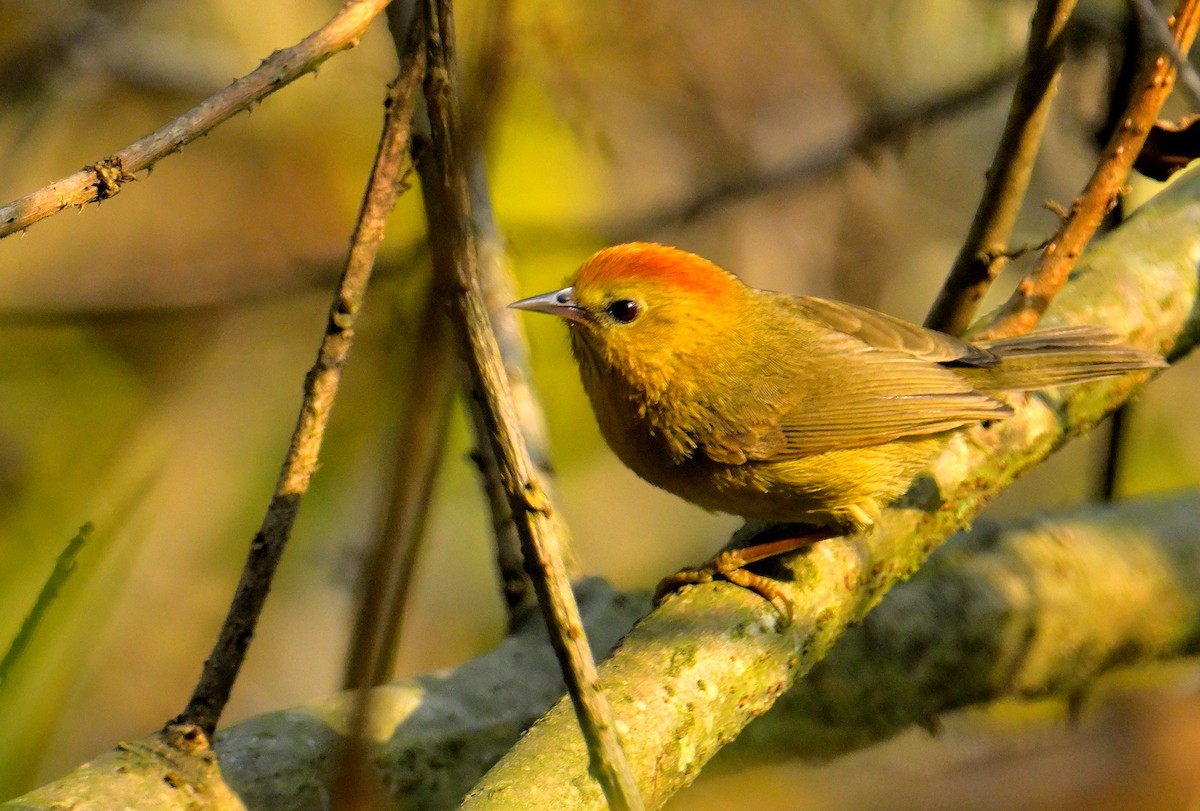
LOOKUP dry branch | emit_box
[171,21,427,738]
[979,0,1200,338]
[417,0,641,807]
[0,0,392,239]
[925,0,1078,336]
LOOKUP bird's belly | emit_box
[585,372,947,529]
[623,436,943,530]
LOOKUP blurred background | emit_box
[0,0,1198,807]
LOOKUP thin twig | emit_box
[333,277,452,810]
[0,0,392,240]
[925,0,1079,336]
[332,13,436,808]
[1099,405,1129,500]
[465,153,571,626]
[1094,13,1146,505]
[419,1,643,808]
[340,279,453,691]
[978,0,1200,338]
[1129,0,1200,109]
[169,26,426,740]
[459,0,517,152]
[455,0,558,624]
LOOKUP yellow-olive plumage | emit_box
[512,243,1165,536]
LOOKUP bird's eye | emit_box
[605,299,639,323]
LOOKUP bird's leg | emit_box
[654,527,839,621]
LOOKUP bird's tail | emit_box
[968,325,1166,390]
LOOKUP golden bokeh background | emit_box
[1,0,1197,806]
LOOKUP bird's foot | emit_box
[655,550,794,621]
[653,527,841,624]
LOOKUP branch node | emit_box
[85,157,136,201]
[520,481,553,516]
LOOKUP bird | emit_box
[510,242,1165,614]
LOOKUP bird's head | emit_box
[511,243,748,388]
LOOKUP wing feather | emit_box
[690,293,1010,462]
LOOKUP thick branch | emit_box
[459,162,1200,808]
[726,492,1200,762]
[0,0,391,239]
[9,491,1200,809]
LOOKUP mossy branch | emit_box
[7,489,1200,809]
[459,161,1200,808]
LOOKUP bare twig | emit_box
[1094,15,1147,505]
[459,0,517,152]
[1099,404,1130,500]
[454,0,564,626]
[466,153,571,626]
[978,0,1200,338]
[419,1,642,807]
[335,0,437,711]
[331,11,438,806]
[925,0,1079,336]
[0,0,392,240]
[427,0,550,625]
[169,27,426,739]
[333,276,452,810]
[340,279,453,691]
[1129,0,1200,109]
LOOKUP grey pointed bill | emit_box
[509,286,590,324]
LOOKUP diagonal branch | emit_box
[978,0,1200,339]
[609,64,1020,239]
[230,491,1200,806]
[169,24,427,740]
[7,488,1200,808]
[1129,0,1200,109]
[458,160,1200,809]
[418,0,642,807]
[925,0,1079,336]
[6,155,1200,811]
[0,0,392,240]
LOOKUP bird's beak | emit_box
[509,286,590,324]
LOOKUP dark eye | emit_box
[605,299,639,323]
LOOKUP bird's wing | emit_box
[694,295,1011,463]
[793,296,999,365]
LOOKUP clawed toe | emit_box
[654,551,794,624]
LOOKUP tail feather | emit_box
[965,326,1165,391]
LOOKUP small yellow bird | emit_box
[512,243,1165,610]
